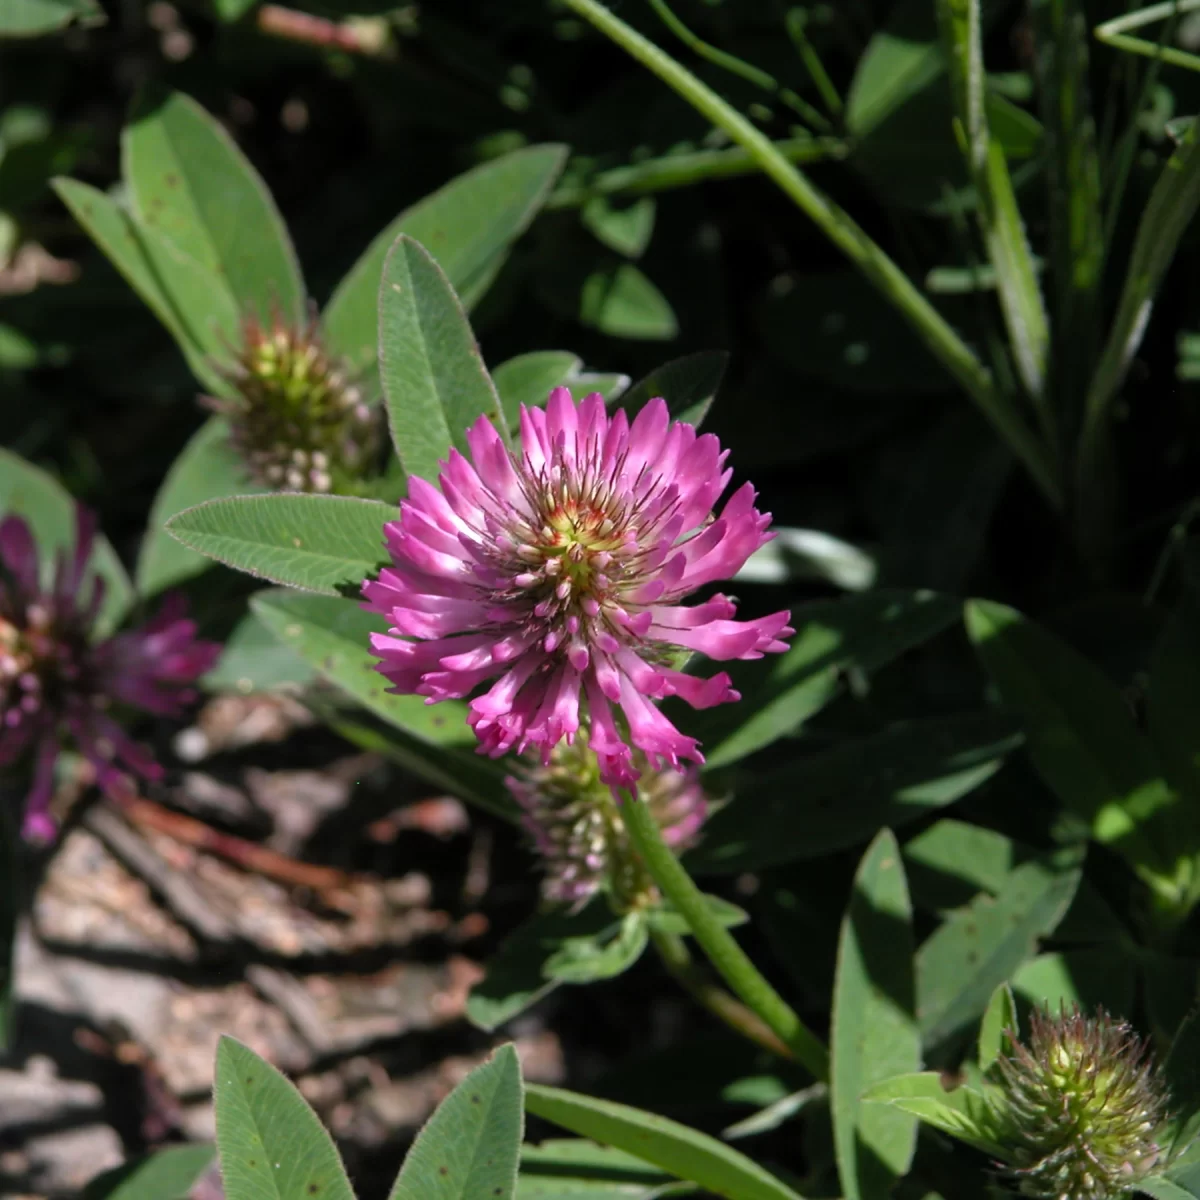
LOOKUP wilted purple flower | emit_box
[507,734,710,910]
[364,388,791,786]
[0,508,220,841]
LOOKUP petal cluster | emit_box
[0,508,220,841]
[364,388,791,785]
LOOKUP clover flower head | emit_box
[205,310,378,493]
[991,1006,1170,1200]
[364,388,792,786]
[0,508,220,840]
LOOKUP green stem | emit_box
[784,8,844,119]
[646,0,831,130]
[563,0,1062,511]
[624,790,829,1081]
[545,137,847,209]
[650,928,793,1060]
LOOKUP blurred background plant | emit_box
[5,0,1200,1198]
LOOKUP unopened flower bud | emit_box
[506,732,709,912]
[205,311,380,493]
[990,1006,1170,1200]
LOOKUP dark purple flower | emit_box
[0,508,220,841]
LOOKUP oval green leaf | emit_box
[517,1139,673,1198]
[616,351,728,428]
[124,87,304,323]
[165,492,392,594]
[691,589,959,770]
[579,264,677,341]
[0,0,101,36]
[524,1085,806,1200]
[389,1043,524,1200]
[214,1035,355,1200]
[831,830,919,1200]
[82,1145,216,1200]
[691,712,1020,874]
[52,176,238,395]
[977,983,1017,1073]
[966,598,1178,884]
[494,351,582,427]
[202,609,316,694]
[467,904,618,1033]
[137,416,265,596]
[323,145,567,387]
[378,234,506,484]
[915,851,1082,1050]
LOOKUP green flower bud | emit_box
[505,733,709,913]
[205,311,380,493]
[991,1006,1169,1200]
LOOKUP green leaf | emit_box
[0,446,133,637]
[1011,949,1136,1018]
[1166,1007,1200,1155]
[693,590,959,770]
[915,851,1082,1050]
[544,911,649,984]
[214,1035,355,1200]
[524,1085,807,1200]
[580,264,678,341]
[52,177,239,395]
[165,493,392,595]
[860,1073,1003,1156]
[137,417,264,596]
[846,0,945,137]
[492,352,628,431]
[467,904,618,1032]
[202,610,316,693]
[691,713,1020,874]
[936,0,1048,400]
[494,351,582,428]
[323,145,568,386]
[124,88,304,323]
[1141,1179,1200,1200]
[616,351,728,428]
[902,820,1027,911]
[645,895,748,935]
[736,527,877,592]
[1034,0,1104,428]
[0,0,101,36]
[581,196,656,259]
[966,599,1179,888]
[389,1043,523,1200]
[250,590,515,820]
[82,1145,217,1200]
[977,983,1016,1073]
[831,830,919,1200]
[378,234,506,485]
[517,1139,675,1197]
